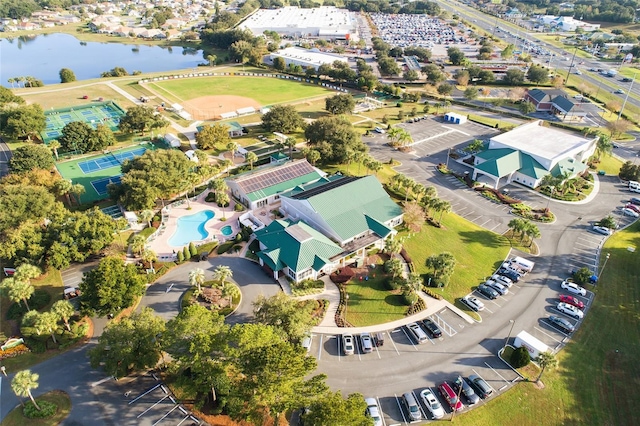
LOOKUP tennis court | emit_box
[42,101,126,145]
[56,142,157,204]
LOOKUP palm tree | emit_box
[11,370,40,410]
[536,351,558,383]
[368,159,383,176]
[405,272,423,293]
[387,127,403,146]
[53,179,73,206]
[384,237,403,256]
[207,54,217,67]
[524,222,541,247]
[425,252,456,282]
[226,141,239,159]
[48,140,61,160]
[595,133,613,160]
[189,268,206,298]
[214,265,233,287]
[307,149,320,165]
[8,78,15,88]
[220,158,233,176]
[139,209,154,228]
[436,199,451,224]
[402,176,416,201]
[284,137,297,159]
[507,218,526,241]
[131,234,146,256]
[70,183,85,205]
[222,282,240,307]
[0,278,34,311]
[36,311,59,344]
[142,249,158,271]
[51,300,75,332]
[208,178,228,203]
[217,192,230,219]
[246,151,258,169]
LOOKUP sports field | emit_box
[56,143,156,203]
[148,75,334,120]
[42,101,126,144]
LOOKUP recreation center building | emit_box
[238,6,359,41]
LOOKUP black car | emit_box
[477,283,499,300]
[497,268,520,282]
[548,315,575,334]
[622,77,632,82]
[452,376,480,405]
[421,318,442,338]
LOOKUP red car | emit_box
[625,203,640,214]
[559,294,585,310]
[438,382,464,412]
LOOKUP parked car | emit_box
[407,322,429,344]
[401,392,422,421]
[477,283,499,300]
[629,197,640,205]
[624,203,640,214]
[557,302,584,319]
[559,294,585,310]
[468,374,494,399]
[301,333,312,353]
[548,315,575,333]
[461,296,485,312]
[452,376,480,405]
[365,397,383,426]
[491,274,513,287]
[420,388,445,419]
[592,225,612,236]
[360,332,373,353]
[438,382,464,412]
[622,207,640,218]
[497,268,521,282]
[421,318,443,338]
[485,279,508,295]
[342,334,355,355]
[561,280,587,296]
[374,126,386,134]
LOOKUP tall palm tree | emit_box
[402,176,416,201]
[284,137,297,159]
[36,311,59,344]
[437,199,452,224]
[368,159,383,176]
[189,268,206,298]
[207,54,217,67]
[222,283,240,307]
[220,159,233,176]
[217,192,230,219]
[8,78,15,88]
[0,278,34,311]
[139,209,154,228]
[142,249,158,271]
[48,140,61,160]
[536,351,558,382]
[246,151,258,169]
[208,178,228,203]
[226,141,239,159]
[51,300,75,332]
[70,183,85,205]
[595,133,613,160]
[507,218,526,241]
[524,222,541,247]
[214,265,233,287]
[54,179,73,206]
[131,234,146,256]
[384,237,403,256]
[11,370,40,410]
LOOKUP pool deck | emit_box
[147,190,242,259]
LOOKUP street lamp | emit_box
[617,72,637,122]
[503,319,516,353]
[600,252,611,278]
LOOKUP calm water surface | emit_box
[0,33,204,87]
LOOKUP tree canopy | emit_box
[59,68,76,83]
[304,116,366,163]
[8,144,54,174]
[325,94,356,115]
[527,65,549,84]
[253,293,317,343]
[79,256,146,316]
[196,123,231,150]
[261,105,304,133]
[118,105,168,135]
[1,104,46,141]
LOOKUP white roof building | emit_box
[239,6,359,41]
[267,47,348,71]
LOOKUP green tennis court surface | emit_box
[42,101,125,145]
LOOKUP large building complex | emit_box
[238,6,359,41]
[266,47,348,71]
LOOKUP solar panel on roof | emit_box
[291,176,360,200]
[236,161,316,194]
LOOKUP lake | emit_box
[0,33,205,87]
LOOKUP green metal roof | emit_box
[475,150,521,178]
[550,157,588,177]
[518,154,549,179]
[475,148,515,161]
[254,219,342,274]
[293,175,403,242]
[246,171,323,202]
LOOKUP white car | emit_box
[557,302,584,319]
[462,295,485,312]
[592,225,612,236]
[561,280,587,296]
[491,274,513,287]
[374,126,386,134]
[342,334,355,355]
[622,207,640,218]
[365,397,383,426]
[485,279,508,295]
[420,388,445,420]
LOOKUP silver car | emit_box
[462,296,485,312]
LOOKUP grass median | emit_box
[459,221,640,425]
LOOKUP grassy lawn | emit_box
[16,84,136,111]
[591,154,624,175]
[148,76,332,105]
[401,214,511,305]
[344,265,408,326]
[459,221,640,425]
[1,390,71,426]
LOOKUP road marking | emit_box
[394,394,408,425]
[534,326,565,343]
[389,330,401,355]
[472,368,497,394]
[128,383,162,405]
[482,362,510,385]
[137,394,170,419]
[433,313,457,337]
[152,404,181,426]
[399,326,419,351]
[90,376,113,387]
[166,283,174,293]
[317,334,323,360]
[412,390,429,421]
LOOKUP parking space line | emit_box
[534,326,565,343]
[317,334,323,360]
[152,404,181,426]
[375,396,387,426]
[473,368,499,394]
[394,394,408,425]
[336,335,341,361]
[482,362,510,388]
[389,330,401,355]
[128,383,162,405]
[399,327,419,351]
[412,390,428,421]
[483,305,494,314]
[433,313,457,337]
[137,395,170,419]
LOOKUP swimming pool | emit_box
[221,225,233,236]
[168,210,215,247]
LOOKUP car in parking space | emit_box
[625,203,640,214]
[485,279,508,295]
[461,295,485,312]
[491,274,513,287]
[468,374,494,399]
[374,126,385,134]
[559,294,585,310]
[452,376,480,405]
[420,388,445,419]
[438,382,464,412]
[401,392,422,421]
[407,322,429,344]
[592,225,613,235]
[548,315,575,333]
[360,332,373,353]
[365,397,383,426]
[561,280,587,296]
[342,334,355,355]
[622,207,640,218]
[497,268,521,283]
[630,197,640,205]
[477,283,499,300]
[421,318,442,338]
[557,302,585,319]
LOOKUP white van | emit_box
[407,322,428,344]
[629,181,640,193]
[510,256,535,273]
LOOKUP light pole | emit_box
[546,187,555,211]
[617,72,636,122]
[600,252,611,278]
[503,319,516,353]
[446,147,451,170]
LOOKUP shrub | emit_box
[0,343,30,360]
[183,246,191,260]
[511,346,531,368]
[423,288,443,300]
[330,266,355,284]
[385,276,404,290]
[189,242,197,257]
[23,399,57,418]
[217,241,234,254]
[24,338,47,354]
[177,250,185,263]
[6,290,51,320]
[402,291,418,306]
[406,297,426,315]
[234,203,244,212]
[205,192,216,202]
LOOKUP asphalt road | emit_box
[0,137,11,177]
